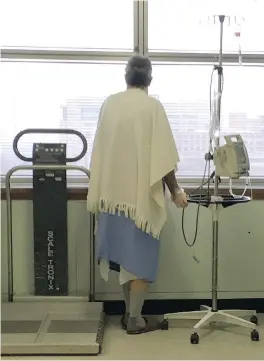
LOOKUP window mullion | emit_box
[143,0,148,55]
[136,0,145,55]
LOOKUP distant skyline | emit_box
[1,96,264,177]
[58,96,264,177]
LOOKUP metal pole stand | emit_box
[161,15,260,344]
[163,199,259,344]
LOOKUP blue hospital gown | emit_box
[96,211,160,283]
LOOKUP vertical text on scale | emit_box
[47,230,55,291]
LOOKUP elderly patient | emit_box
[87,55,188,335]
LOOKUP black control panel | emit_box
[12,128,88,297]
[33,143,68,296]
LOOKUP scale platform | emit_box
[1,300,105,356]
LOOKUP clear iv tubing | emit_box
[235,23,243,66]
[229,177,252,199]
[238,44,242,66]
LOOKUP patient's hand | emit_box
[172,189,188,208]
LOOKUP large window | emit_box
[148,0,264,53]
[149,64,264,177]
[0,0,134,50]
[1,0,264,182]
[0,62,125,175]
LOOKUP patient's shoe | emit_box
[126,316,162,335]
[120,312,130,330]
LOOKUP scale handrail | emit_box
[5,165,95,302]
[13,128,88,163]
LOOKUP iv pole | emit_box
[163,15,260,345]
[211,14,225,313]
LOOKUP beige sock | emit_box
[129,289,146,327]
[122,282,130,322]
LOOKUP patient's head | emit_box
[125,55,152,89]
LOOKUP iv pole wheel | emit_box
[250,315,258,325]
[190,332,199,344]
[251,330,260,342]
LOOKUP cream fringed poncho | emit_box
[87,88,180,240]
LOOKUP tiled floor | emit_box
[2,315,264,360]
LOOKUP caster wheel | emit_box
[160,319,169,330]
[250,315,258,325]
[190,332,199,344]
[251,329,260,342]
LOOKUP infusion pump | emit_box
[213,135,250,179]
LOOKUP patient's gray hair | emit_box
[125,55,152,88]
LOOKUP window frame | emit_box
[0,0,264,187]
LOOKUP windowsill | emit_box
[1,177,264,201]
[1,176,264,189]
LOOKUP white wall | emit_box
[1,199,264,301]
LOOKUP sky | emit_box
[1,0,263,51]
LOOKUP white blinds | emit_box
[1,62,264,178]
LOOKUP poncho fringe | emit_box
[89,198,162,239]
